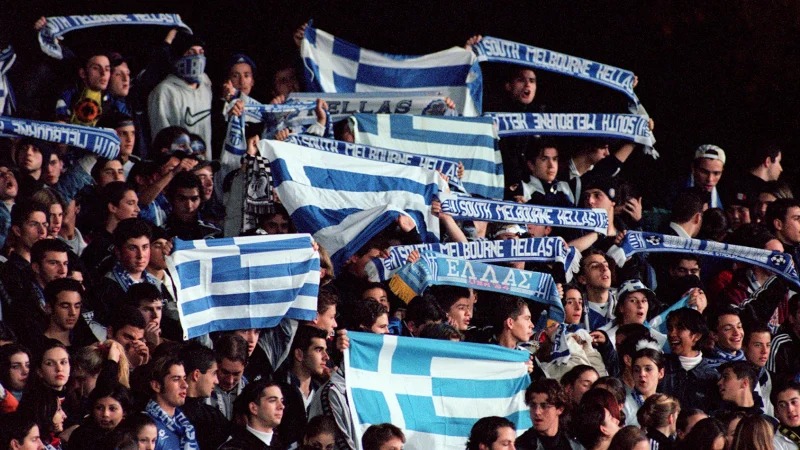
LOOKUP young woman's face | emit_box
[563,289,583,325]
[37,347,70,389]
[7,351,30,391]
[304,432,335,450]
[632,356,664,394]
[137,424,158,450]
[92,396,125,430]
[52,398,67,433]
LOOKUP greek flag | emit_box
[301,24,482,116]
[167,234,320,340]
[345,332,532,450]
[260,139,447,270]
[351,114,502,199]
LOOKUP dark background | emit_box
[3,1,800,206]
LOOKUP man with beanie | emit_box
[148,34,213,161]
[686,144,726,209]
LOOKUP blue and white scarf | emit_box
[222,95,330,165]
[488,112,657,158]
[109,261,159,293]
[145,399,199,450]
[284,134,464,192]
[366,237,580,283]
[288,91,455,123]
[389,251,564,322]
[0,116,120,158]
[39,14,192,59]
[550,323,591,364]
[472,36,643,112]
[0,46,15,116]
[439,192,609,234]
[608,231,800,288]
[706,346,745,370]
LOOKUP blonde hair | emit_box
[72,340,130,388]
[637,393,680,429]
[730,415,774,450]
[317,243,335,284]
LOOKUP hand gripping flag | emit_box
[167,234,320,339]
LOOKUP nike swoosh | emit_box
[184,107,212,127]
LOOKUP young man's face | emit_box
[218,357,245,392]
[252,385,285,430]
[362,287,390,310]
[117,236,150,275]
[229,62,254,95]
[767,152,783,181]
[111,324,145,360]
[148,238,172,271]
[300,337,330,377]
[508,305,534,343]
[263,213,290,235]
[138,299,163,325]
[744,331,771,367]
[108,62,131,97]
[692,158,724,192]
[110,190,140,222]
[98,160,125,186]
[669,258,700,279]
[33,250,69,285]
[528,147,558,183]
[45,153,63,185]
[505,69,537,105]
[777,388,800,427]
[584,189,614,211]
[234,329,260,356]
[48,290,82,331]
[447,296,473,332]
[578,254,611,290]
[714,314,744,352]
[272,67,299,97]
[776,206,800,245]
[529,392,562,436]
[18,144,42,173]
[81,55,111,91]
[116,125,136,158]
[194,361,219,398]
[155,364,188,409]
[0,167,18,201]
[193,167,214,201]
[172,187,201,221]
[313,304,337,335]
[14,211,48,251]
[717,367,744,403]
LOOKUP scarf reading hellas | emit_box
[288,91,455,123]
[472,36,642,112]
[284,134,464,192]
[389,251,564,322]
[39,14,192,59]
[439,192,609,234]
[488,112,658,158]
[608,231,800,288]
[367,237,580,283]
[0,116,120,158]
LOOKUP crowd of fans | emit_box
[0,12,797,450]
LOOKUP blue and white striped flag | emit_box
[345,332,532,450]
[167,234,320,340]
[301,24,482,116]
[351,114,502,199]
[260,139,447,270]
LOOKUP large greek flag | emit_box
[301,24,482,116]
[260,139,447,270]
[351,114,502,199]
[345,332,532,450]
[167,234,320,339]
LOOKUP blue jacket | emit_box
[660,354,720,412]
